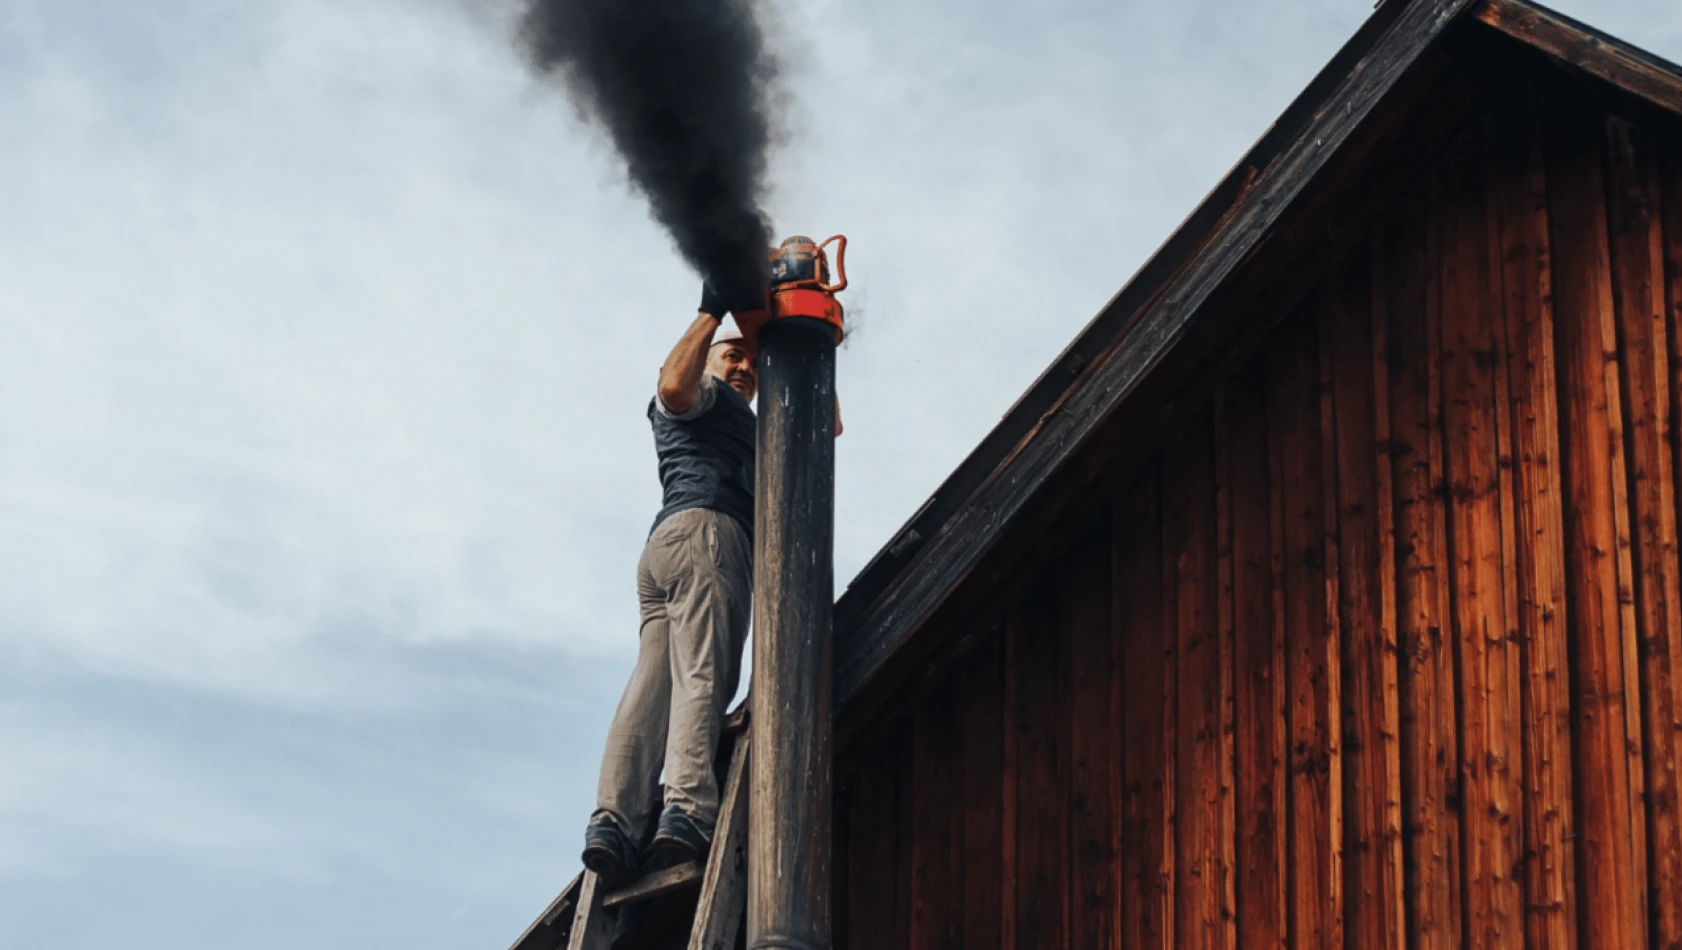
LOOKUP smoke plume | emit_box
[517,0,782,305]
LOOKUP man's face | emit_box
[707,341,758,402]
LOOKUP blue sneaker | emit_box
[650,807,713,863]
[581,813,638,885]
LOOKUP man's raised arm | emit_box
[656,287,725,416]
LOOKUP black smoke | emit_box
[517,0,781,306]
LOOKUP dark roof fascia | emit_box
[1474,0,1682,118]
[831,0,1481,708]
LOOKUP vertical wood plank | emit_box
[1438,130,1526,949]
[1381,176,1465,950]
[1063,526,1117,950]
[954,628,1004,950]
[1322,246,1408,950]
[1487,157,1535,950]
[1226,360,1289,949]
[1488,88,1579,950]
[910,683,958,950]
[1316,277,1351,950]
[1108,526,1129,950]
[1655,129,1682,950]
[845,748,899,950]
[1011,587,1069,950]
[1606,115,1682,950]
[1545,91,1650,950]
[1213,399,1239,950]
[1167,403,1231,950]
[1667,135,1682,516]
[1369,237,1409,950]
[1002,605,1020,950]
[1266,309,1343,950]
[1214,398,1239,950]
[834,769,851,950]
[895,725,917,950]
[1117,470,1174,950]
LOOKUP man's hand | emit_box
[698,281,728,321]
[700,278,770,351]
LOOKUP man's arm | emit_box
[657,308,721,416]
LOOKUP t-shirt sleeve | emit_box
[655,376,719,421]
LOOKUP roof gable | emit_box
[832,0,1682,718]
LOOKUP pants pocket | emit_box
[702,520,721,567]
[648,516,696,588]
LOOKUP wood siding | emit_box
[838,82,1682,950]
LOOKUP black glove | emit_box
[698,281,728,319]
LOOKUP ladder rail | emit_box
[688,733,750,950]
[565,871,616,950]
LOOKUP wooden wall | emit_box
[836,80,1682,950]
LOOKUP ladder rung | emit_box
[601,860,705,909]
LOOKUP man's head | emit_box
[707,325,757,402]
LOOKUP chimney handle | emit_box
[817,234,848,293]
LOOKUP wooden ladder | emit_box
[510,715,750,950]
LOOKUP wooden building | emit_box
[831,1,1682,948]
[514,1,1682,947]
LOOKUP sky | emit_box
[3,1,1679,947]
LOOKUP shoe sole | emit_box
[649,835,708,864]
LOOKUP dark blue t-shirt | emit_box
[648,376,756,537]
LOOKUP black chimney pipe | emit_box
[747,315,836,950]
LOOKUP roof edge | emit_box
[1474,0,1682,117]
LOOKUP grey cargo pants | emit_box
[595,508,752,843]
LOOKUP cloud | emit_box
[0,655,616,946]
[1,0,690,706]
[0,700,329,878]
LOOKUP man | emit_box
[579,283,764,884]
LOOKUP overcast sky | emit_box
[4,1,1679,947]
